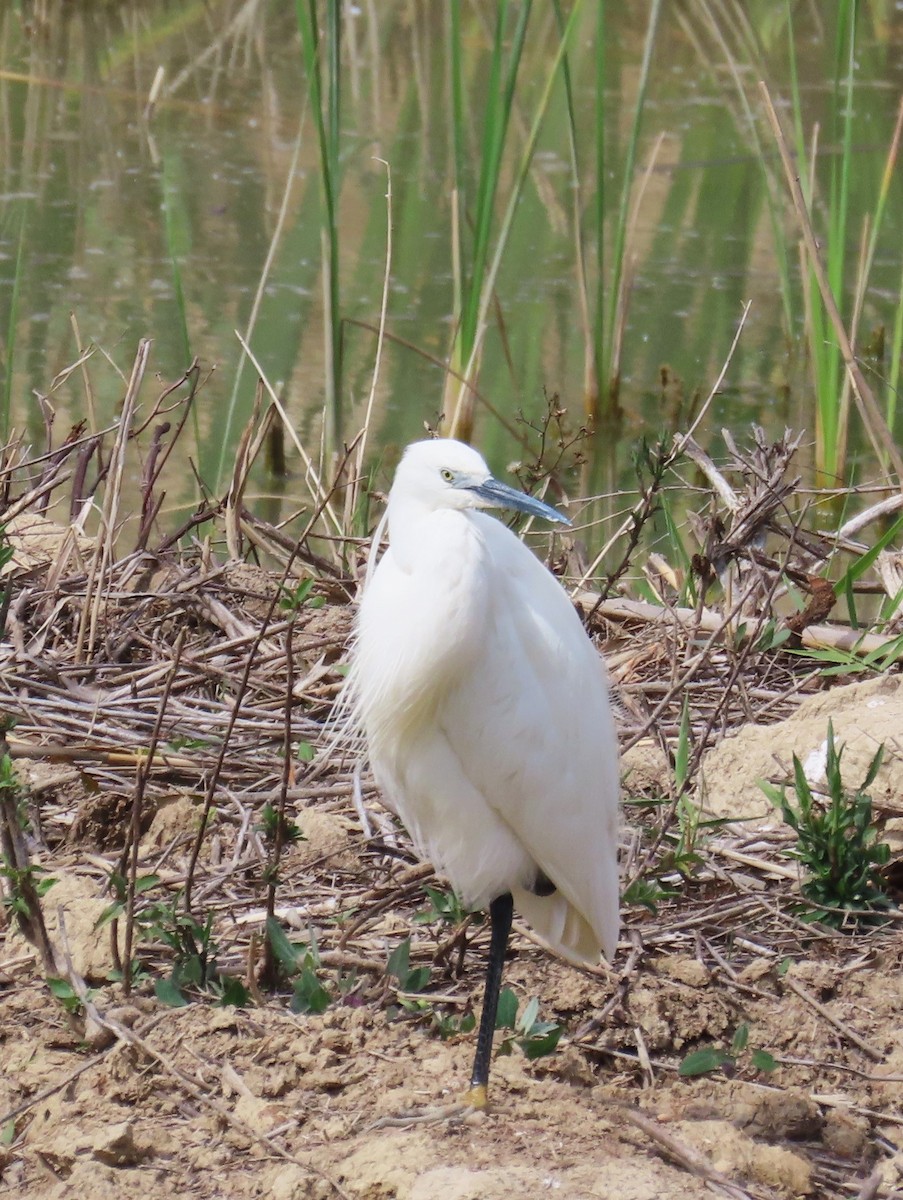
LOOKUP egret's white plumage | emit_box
[347,439,620,967]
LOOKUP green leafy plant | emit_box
[760,722,892,927]
[621,876,673,915]
[679,1023,776,1078]
[46,975,92,1017]
[0,861,55,920]
[97,875,248,1003]
[96,870,161,929]
[384,934,479,1037]
[413,885,471,927]
[143,900,221,1005]
[658,795,706,883]
[386,936,431,996]
[280,577,325,612]
[0,525,13,638]
[383,935,436,1024]
[266,916,331,1014]
[753,618,793,654]
[106,959,152,989]
[0,746,25,821]
[431,1009,477,1041]
[495,988,563,1061]
[256,803,303,845]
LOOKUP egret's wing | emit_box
[349,509,486,752]
[438,514,620,960]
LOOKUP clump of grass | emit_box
[760,721,892,927]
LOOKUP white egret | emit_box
[347,439,619,1108]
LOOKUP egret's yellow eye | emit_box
[440,468,454,483]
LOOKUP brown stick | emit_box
[574,593,898,657]
[784,976,884,1063]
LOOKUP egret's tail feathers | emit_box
[511,887,608,967]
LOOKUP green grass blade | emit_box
[602,0,661,411]
[1,211,26,441]
[460,0,532,359]
[296,0,342,448]
[449,0,465,323]
[834,511,903,596]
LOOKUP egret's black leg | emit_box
[467,891,513,1108]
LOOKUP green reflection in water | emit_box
[0,0,900,548]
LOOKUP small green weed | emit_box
[679,1023,776,1079]
[760,722,892,927]
[166,736,210,752]
[46,975,92,1017]
[431,1009,477,1041]
[495,988,563,1061]
[791,633,903,678]
[413,885,470,927]
[644,702,708,887]
[386,935,431,999]
[0,748,26,823]
[143,900,220,1004]
[621,876,673,914]
[280,577,325,612]
[256,802,303,845]
[106,959,152,989]
[658,794,706,883]
[753,619,793,654]
[384,935,476,1038]
[0,526,13,637]
[0,862,55,920]
[98,874,248,1004]
[96,870,161,928]
[266,916,331,1014]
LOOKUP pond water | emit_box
[0,1,901,544]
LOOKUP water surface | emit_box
[1,1,901,546]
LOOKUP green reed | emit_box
[0,212,25,441]
[786,0,854,480]
[443,0,532,440]
[296,0,343,449]
[554,0,661,426]
[443,1,582,441]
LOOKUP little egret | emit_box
[346,439,619,1109]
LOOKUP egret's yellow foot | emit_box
[462,1083,489,1111]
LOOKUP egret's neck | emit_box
[386,492,473,572]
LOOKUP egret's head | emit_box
[391,439,569,525]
